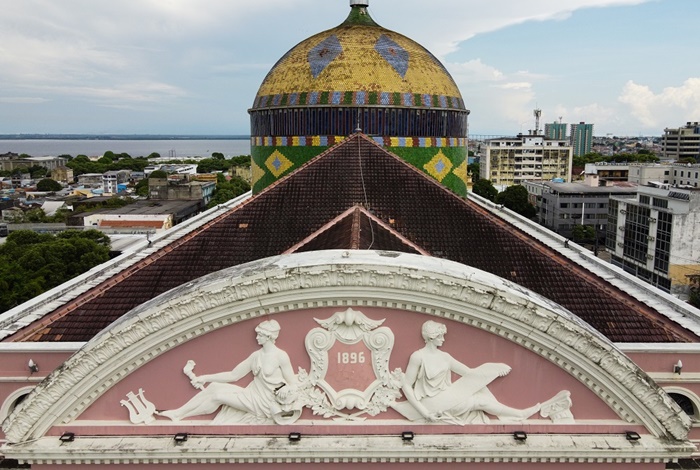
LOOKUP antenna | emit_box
[533,108,542,135]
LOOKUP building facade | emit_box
[663,122,700,161]
[525,176,637,240]
[570,122,594,157]
[607,184,700,296]
[102,170,130,195]
[481,134,572,189]
[544,121,567,140]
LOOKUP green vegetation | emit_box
[468,163,480,183]
[36,178,63,192]
[65,153,150,176]
[0,165,49,179]
[572,224,596,243]
[5,207,72,224]
[573,150,660,168]
[0,230,111,313]
[472,179,497,201]
[207,174,251,208]
[494,185,537,218]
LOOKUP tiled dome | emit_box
[248,1,469,195]
[252,6,465,111]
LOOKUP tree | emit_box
[468,163,480,183]
[212,152,225,160]
[37,178,63,192]
[572,224,595,243]
[0,230,111,313]
[149,170,168,179]
[472,179,497,201]
[494,185,537,218]
[206,175,251,209]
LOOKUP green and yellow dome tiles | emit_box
[248,0,469,195]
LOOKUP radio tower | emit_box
[533,108,542,135]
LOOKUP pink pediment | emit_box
[74,306,618,435]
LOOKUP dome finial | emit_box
[350,0,369,7]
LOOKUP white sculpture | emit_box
[121,388,156,424]
[393,320,573,424]
[297,308,403,420]
[157,320,302,424]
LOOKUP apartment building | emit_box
[662,122,700,161]
[481,134,572,190]
[607,183,700,297]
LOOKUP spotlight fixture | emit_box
[59,432,75,442]
[288,432,302,442]
[28,359,39,373]
[173,432,188,443]
[674,360,683,375]
[401,431,414,442]
[625,431,641,442]
[513,431,527,441]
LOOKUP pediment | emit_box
[2,251,692,465]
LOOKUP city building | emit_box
[3,1,700,468]
[607,183,700,297]
[525,168,637,240]
[570,122,594,157]
[76,173,103,187]
[545,121,567,140]
[663,122,700,161]
[148,176,216,205]
[481,134,572,189]
[0,155,68,173]
[50,166,74,184]
[671,163,700,188]
[102,170,131,195]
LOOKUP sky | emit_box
[1,0,699,137]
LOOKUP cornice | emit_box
[2,251,691,448]
[4,434,694,465]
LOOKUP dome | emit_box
[253,8,465,110]
[248,1,469,195]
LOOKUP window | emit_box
[668,393,696,418]
[639,195,650,205]
[623,204,651,264]
[652,198,668,209]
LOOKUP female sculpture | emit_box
[397,320,543,424]
[157,319,300,424]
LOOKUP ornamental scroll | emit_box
[296,308,403,421]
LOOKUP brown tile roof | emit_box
[99,220,166,228]
[6,134,697,343]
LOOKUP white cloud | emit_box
[619,78,700,128]
[384,0,652,58]
[0,97,50,104]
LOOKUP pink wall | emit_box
[75,307,618,434]
[33,463,666,469]
[0,350,74,441]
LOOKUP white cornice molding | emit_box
[4,434,694,465]
[1,251,691,449]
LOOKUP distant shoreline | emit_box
[0,135,250,141]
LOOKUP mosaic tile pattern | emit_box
[255,25,464,105]
[374,34,409,79]
[252,136,467,148]
[253,91,464,110]
[265,150,294,177]
[251,138,468,195]
[308,35,343,79]
[423,150,453,182]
